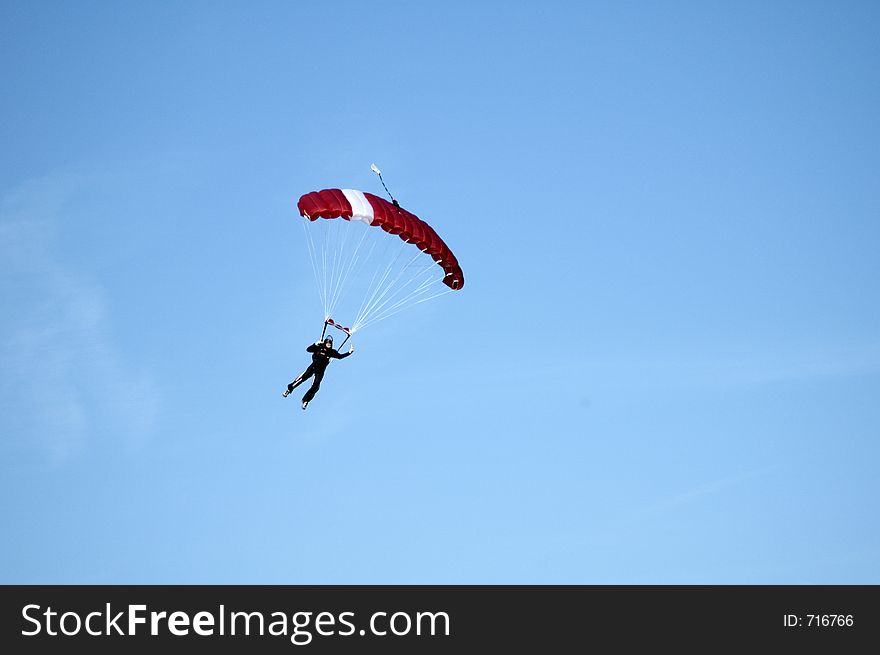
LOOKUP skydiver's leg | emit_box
[287,365,314,393]
[301,368,325,404]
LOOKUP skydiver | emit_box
[282,334,354,410]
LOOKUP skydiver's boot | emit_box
[302,401,309,411]
[282,388,291,397]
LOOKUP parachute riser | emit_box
[321,318,353,351]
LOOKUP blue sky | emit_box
[2,1,879,583]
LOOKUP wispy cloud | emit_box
[624,463,781,524]
[0,174,160,465]
[524,344,880,394]
[366,337,880,401]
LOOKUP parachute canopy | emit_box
[296,187,463,335]
[297,189,464,290]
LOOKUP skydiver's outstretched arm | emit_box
[329,345,354,360]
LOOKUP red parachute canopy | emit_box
[297,189,464,290]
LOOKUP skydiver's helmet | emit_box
[324,335,333,347]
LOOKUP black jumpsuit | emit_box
[288,342,351,403]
